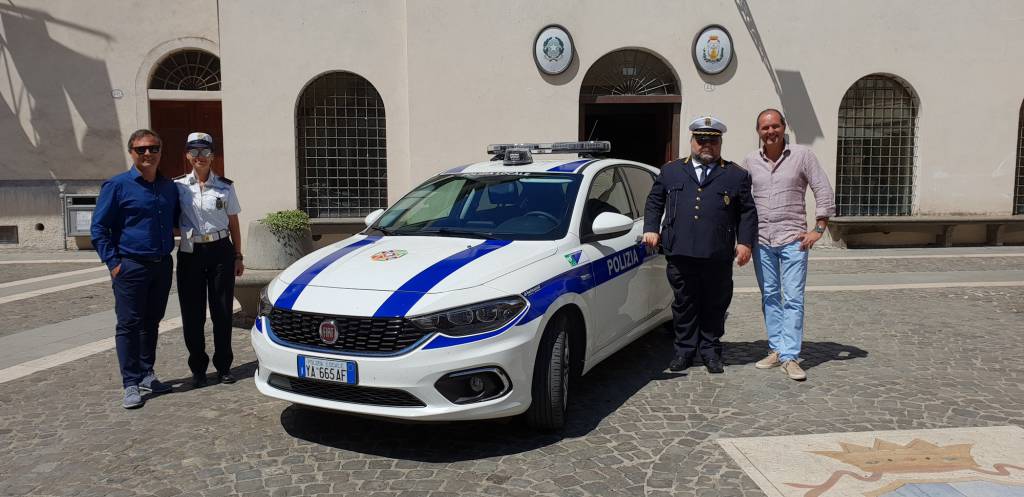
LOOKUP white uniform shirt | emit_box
[175,171,241,240]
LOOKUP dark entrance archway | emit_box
[579,49,680,167]
[147,50,224,178]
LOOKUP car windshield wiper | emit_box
[420,228,498,240]
[369,226,401,236]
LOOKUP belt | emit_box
[191,229,229,243]
[124,254,167,264]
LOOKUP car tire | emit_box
[525,313,570,431]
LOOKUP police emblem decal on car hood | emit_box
[370,249,408,261]
[373,239,512,318]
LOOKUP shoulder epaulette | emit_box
[219,176,233,185]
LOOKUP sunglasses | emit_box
[130,145,161,154]
[695,136,721,145]
[187,148,214,158]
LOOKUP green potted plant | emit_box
[246,210,314,270]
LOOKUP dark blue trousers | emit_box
[665,256,733,362]
[112,256,173,387]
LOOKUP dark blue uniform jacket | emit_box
[643,157,758,261]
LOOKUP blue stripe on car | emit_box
[254,316,263,333]
[372,239,513,318]
[546,159,594,172]
[273,236,381,310]
[519,243,652,325]
[424,243,655,349]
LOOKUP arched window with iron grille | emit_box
[149,50,220,91]
[1015,101,1024,214]
[835,74,918,216]
[295,72,387,219]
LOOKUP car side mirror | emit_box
[591,212,633,237]
[364,209,385,227]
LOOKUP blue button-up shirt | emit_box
[91,166,180,270]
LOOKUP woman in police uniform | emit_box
[175,132,244,387]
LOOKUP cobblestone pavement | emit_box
[0,263,102,284]
[0,282,116,337]
[733,255,1024,276]
[0,257,1023,497]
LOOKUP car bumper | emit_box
[250,316,541,421]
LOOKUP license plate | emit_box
[297,355,357,384]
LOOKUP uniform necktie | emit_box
[697,164,707,184]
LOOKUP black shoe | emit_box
[704,357,725,374]
[192,374,208,388]
[669,355,693,372]
[218,373,236,384]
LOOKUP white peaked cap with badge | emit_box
[688,115,727,136]
[186,132,214,149]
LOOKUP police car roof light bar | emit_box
[488,141,611,165]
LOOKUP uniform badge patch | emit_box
[564,250,584,267]
[371,249,408,261]
[723,194,731,206]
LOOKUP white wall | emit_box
[219,0,411,237]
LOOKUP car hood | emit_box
[275,235,556,293]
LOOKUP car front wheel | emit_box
[525,313,570,430]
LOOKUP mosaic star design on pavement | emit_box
[719,426,1024,497]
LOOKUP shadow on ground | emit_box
[278,326,868,461]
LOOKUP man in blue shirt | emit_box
[91,129,180,409]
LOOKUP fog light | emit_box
[434,367,511,405]
[469,376,485,393]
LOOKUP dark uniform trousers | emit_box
[176,238,236,376]
[113,256,173,387]
[666,256,733,361]
[644,157,758,364]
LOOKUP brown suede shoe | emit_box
[755,351,780,369]
[781,360,806,381]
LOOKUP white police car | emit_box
[252,141,672,429]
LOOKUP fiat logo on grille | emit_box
[319,319,339,345]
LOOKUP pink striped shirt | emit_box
[741,144,836,246]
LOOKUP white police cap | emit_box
[688,115,727,136]
[186,132,214,149]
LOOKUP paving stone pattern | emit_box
[734,256,1024,276]
[0,263,102,284]
[0,282,180,338]
[1,283,1022,497]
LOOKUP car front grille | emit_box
[268,308,431,354]
[267,373,426,407]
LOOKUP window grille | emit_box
[1015,103,1024,214]
[296,72,387,218]
[149,50,220,91]
[836,75,918,216]
[581,49,678,97]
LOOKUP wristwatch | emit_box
[813,226,826,234]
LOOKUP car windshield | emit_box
[369,173,582,240]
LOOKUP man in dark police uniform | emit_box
[643,116,758,374]
[92,129,179,409]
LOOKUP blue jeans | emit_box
[753,241,809,362]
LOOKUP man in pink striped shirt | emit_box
[741,109,836,381]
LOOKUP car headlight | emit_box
[409,296,527,337]
[257,286,273,318]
